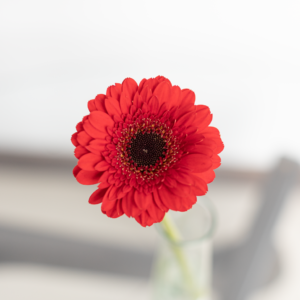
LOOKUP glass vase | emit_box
[151,195,217,300]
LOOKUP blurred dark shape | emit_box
[0,152,76,172]
[0,224,153,278]
[213,157,299,300]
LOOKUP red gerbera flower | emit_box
[71,76,224,227]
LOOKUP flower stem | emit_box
[161,213,203,299]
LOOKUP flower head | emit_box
[71,76,224,227]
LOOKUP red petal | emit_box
[123,184,132,194]
[129,176,137,187]
[169,85,181,108]
[89,183,110,204]
[170,169,193,185]
[153,80,172,106]
[99,182,110,189]
[175,103,194,119]
[105,97,122,117]
[190,175,208,195]
[88,100,97,112]
[71,133,79,146]
[158,185,196,212]
[188,145,213,157]
[157,102,167,117]
[196,169,215,183]
[105,207,123,218]
[134,189,152,210]
[132,92,140,107]
[122,78,138,101]
[107,185,125,201]
[117,199,124,216]
[77,131,93,146]
[143,78,153,90]
[183,133,205,145]
[94,94,107,112]
[106,86,112,97]
[198,138,217,151]
[178,154,212,173]
[142,101,149,113]
[76,122,84,132]
[164,176,177,188]
[83,120,107,139]
[148,95,159,114]
[89,111,114,132]
[102,185,113,202]
[122,189,141,218]
[120,92,131,114]
[130,104,137,115]
[152,189,169,212]
[95,160,110,171]
[173,111,196,129]
[138,78,147,93]
[102,199,117,214]
[211,153,221,169]
[115,83,122,92]
[152,76,172,91]
[113,115,122,122]
[194,105,212,131]
[140,86,152,103]
[99,171,110,183]
[89,139,109,146]
[185,126,198,135]
[78,153,102,171]
[134,211,155,227]
[86,144,107,156]
[73,165,81,177]
[74,145,89,159]
[167,182,191,197]
[146,200,165,223]
[76,170,102,185]
[110,85,121,101]
[102,197,124,218]
[202,127,224,154]
[106,143,116,151]
[181,89,195,105]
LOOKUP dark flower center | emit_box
[129,132,166,167]
[115,116,181,182]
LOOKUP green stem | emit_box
[161,213,203,299]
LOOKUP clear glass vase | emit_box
[151,196,217,300]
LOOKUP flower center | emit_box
[129,132,166,167]
[113,115,182,184]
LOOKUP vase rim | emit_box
[155,195,217,247]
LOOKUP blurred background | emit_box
[0,1,299,299]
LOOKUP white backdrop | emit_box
[1,0,300,170]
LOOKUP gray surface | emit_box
[213,157,299,300]
[0,223,154,278]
